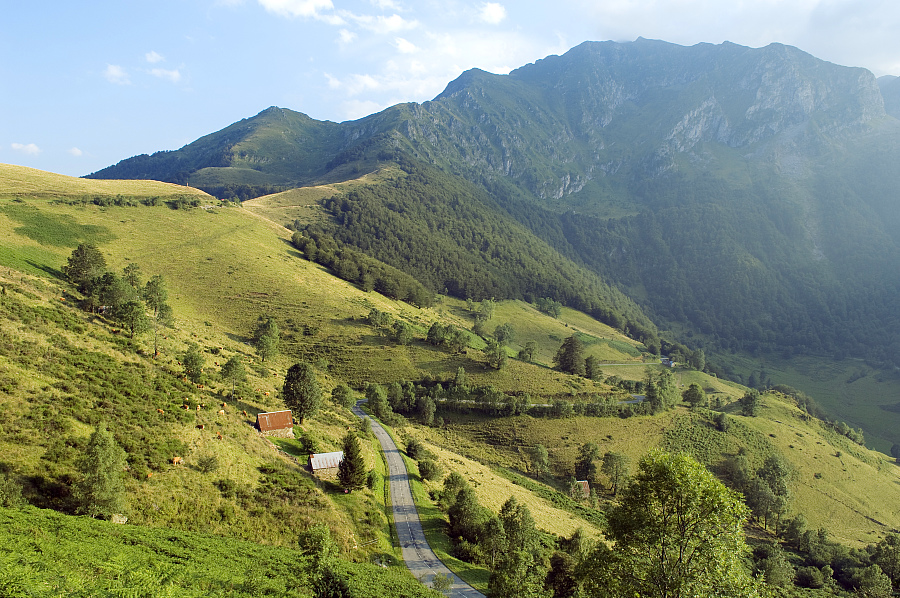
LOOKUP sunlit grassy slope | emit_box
[3,166,900,561]
[0,163,209,199]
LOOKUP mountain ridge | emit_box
[85,38,900,429]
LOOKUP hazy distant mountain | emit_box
[878,75,900,119]
[89,39,900,368]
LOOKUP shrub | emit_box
[418,459,441,482]
[197,455,219,474]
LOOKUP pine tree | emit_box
[337,432,366,492]
[74,425,127,519]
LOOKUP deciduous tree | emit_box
[681,383,707,410]
[73,425,127,519]
[252,316,280,362]
[600,451,630,496]
[582,450,758,598]
[182,343,204,383]
[283,362,321,425]
[555,335,585,376]
[220,355,246,398]
[64,243,107,290]
[574,443,600,482]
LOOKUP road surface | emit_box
[352,402,486,598]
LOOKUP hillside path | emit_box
[352,402,486,598]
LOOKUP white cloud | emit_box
[370,0,400,9]
[11,143,41,155]
[341,98,387,120]
[151,68,182,83]
[338,28,357,43]
[257,0,334,18]
[395,37,417,53]
[103,64,130,85]
[348,12,418,33]
[68,147,83,157]
[145,51,165,63]
[478,2,506,25]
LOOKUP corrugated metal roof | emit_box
[256,410,293,432]
[309,451,344,470]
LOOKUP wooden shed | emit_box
[256,410,294,437]
[308,451,344,473]
[574,480,590,499]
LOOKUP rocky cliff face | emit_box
[397,39,887,202]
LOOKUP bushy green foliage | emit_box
[73,425,127,519]
[252,315,280,362]
[331,383,355,409]
[584,450,759,598]
[283,362,322,424]
[314,160,653,335]
[182,342,205,383]
[0,506,438,597]
[63,243,107,290]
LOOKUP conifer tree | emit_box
[337,432,366,492]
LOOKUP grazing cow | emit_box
[218,409,225,416]
[147,472,152,478]
[157,408,164,414]
[182,404,189,410]
[242,410,248,417]
[196,405,201,411]
[264,391,270,397]
[197,424,205,430]
[221,402,227,408]
[172,456,183,465]
[216,432,223,440]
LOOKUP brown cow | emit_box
[221,402,227,408]
[241,410,248,417]
[216,432,223,440]
[197,424,205,430]
[217,409,225,416]
[157,408,164,414]
[172,456,183,465]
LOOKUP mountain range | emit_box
[89,38,900,386]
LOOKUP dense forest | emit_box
[305,157,660,349]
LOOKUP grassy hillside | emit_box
[3,168,900,595]
[0,163,209,199]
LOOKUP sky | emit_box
[2,0,899,177]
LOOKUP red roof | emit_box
[256,410,293,432]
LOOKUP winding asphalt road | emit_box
[352,402,486,598]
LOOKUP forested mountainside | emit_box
[88,38,900,372]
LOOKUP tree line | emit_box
[309,157,659,347]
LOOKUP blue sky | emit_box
[2,0,899,177]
